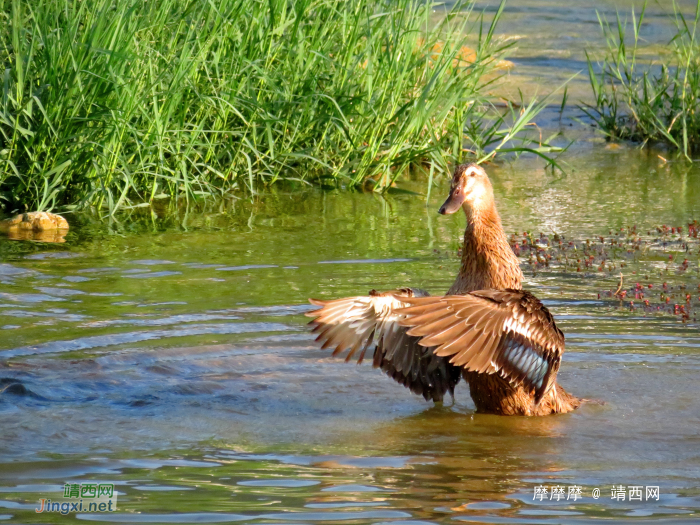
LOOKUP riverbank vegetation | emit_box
[584,0,700,157]
[0,0,558,214]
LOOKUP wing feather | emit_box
[417,317,466,347]
[306,288,461,402]
[397,290,564,403]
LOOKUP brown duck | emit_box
[306,163,580,416]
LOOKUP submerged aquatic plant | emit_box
[510,223,700,323]
[0,0,556,214]
[584,0,700,156]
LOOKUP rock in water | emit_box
[0,212,69,243]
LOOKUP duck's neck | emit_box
[447,199,523,295]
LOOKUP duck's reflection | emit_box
[300,403,577,521]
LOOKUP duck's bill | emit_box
[438,188,465,215]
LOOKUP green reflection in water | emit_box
[0,137,698,523]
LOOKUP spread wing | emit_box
[305,288,461,402]
[396,289,564,403]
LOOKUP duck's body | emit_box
[307,163,580,416]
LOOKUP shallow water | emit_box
[2,1,700,524]
[471,0,700,103]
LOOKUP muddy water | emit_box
[2,1,700,524]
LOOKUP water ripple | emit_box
[317,258,411,264]
[216,265,278,271]
[0,322,294,357]
[80,314,241,328]
[124,271,182,279]
[0,293,65,303]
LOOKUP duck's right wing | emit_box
[306,288,461,402]
[396,289,564,404]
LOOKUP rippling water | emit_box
[2,1,700,523]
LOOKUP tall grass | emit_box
[1,0,555,214]
[584,0,700,156]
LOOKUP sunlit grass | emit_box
[584,0,700,157]
[1,0,557,214]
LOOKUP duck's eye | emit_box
[470,171,476,177]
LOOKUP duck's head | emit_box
[438,163,493,215]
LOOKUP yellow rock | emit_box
[0,212,69,243]
[415,38,515,71]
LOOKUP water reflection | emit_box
[0,210,696,522]
[0,155,698,521]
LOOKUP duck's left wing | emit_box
[396,290,564,403]
[306,288,461,402]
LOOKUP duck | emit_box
[306,163,581,416]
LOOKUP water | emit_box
[2,1,700,523]
[471,0,700,103]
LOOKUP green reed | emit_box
[584,1,700,157]
[1,0,556,214]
